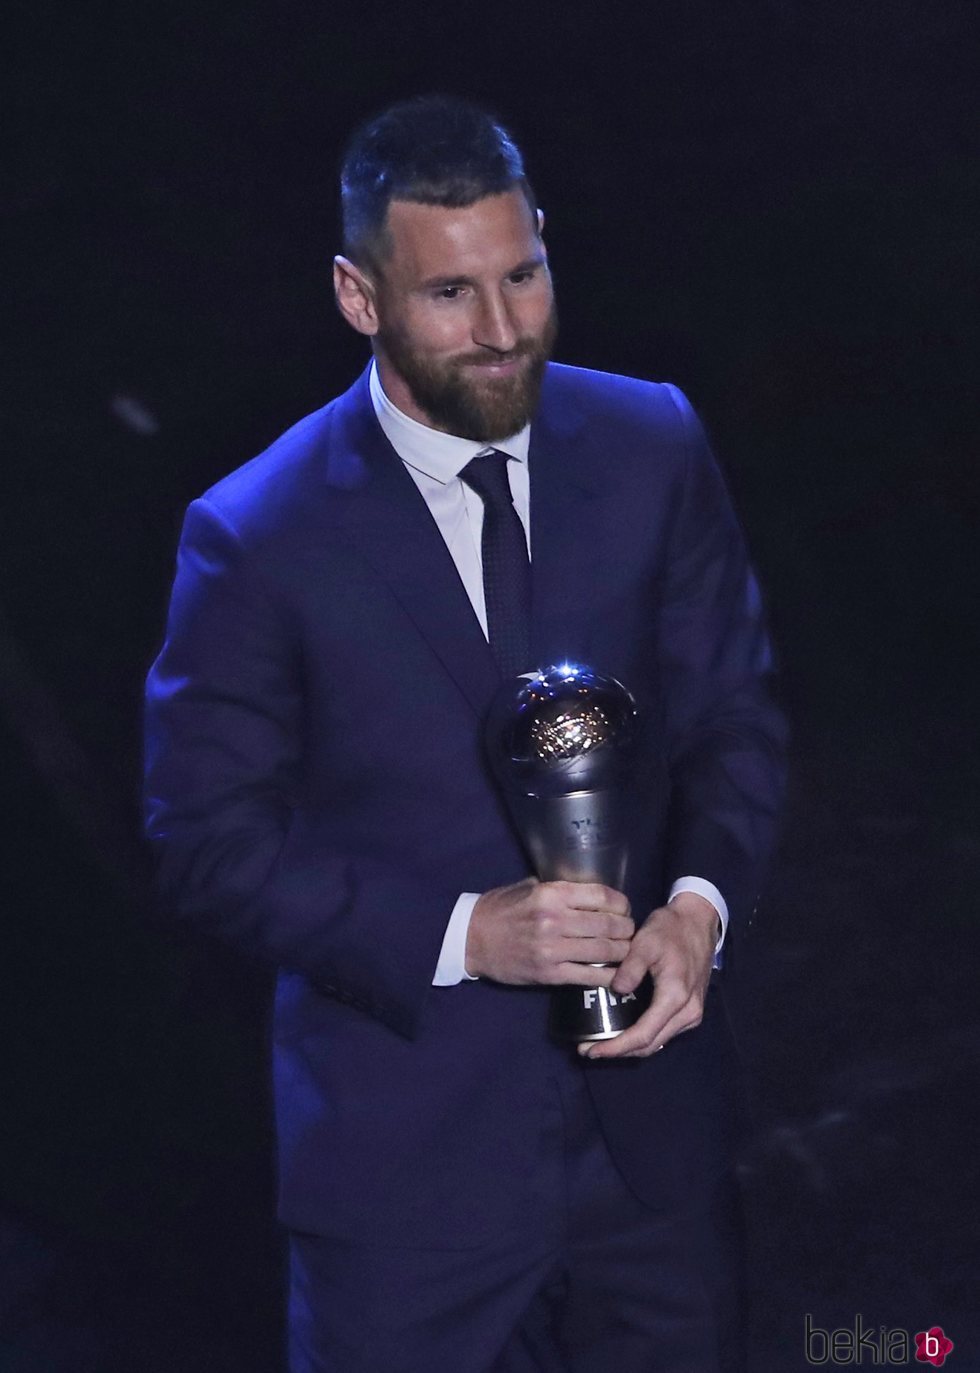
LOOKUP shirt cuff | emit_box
[668,877,728,968]
[432,892,482,985]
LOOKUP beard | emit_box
[377,307,558,443]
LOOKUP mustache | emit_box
[452,339,544,367]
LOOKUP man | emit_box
[145,96,786,1372]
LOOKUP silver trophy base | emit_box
[549,970,653,1042]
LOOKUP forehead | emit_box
[382,189,540,282]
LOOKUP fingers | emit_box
[618,1001,704,1059]
[552,961,619,989]
[558,882,631,917]
[581,977,705,1059]
[560,910,636,941]
[609,941,653,995]
[528,883,633,960]
[525,936,630,985]
[534,882,631,933]
[468,879,633,987]
[558,935,634,966]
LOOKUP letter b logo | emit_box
[805,1314,829,1365]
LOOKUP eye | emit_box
[508,269,535,286]
[436,284,465,301]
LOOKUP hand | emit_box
[579,891,718,1060]
[465,879,633,986]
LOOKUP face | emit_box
[336,188,557,442]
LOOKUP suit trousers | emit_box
[287,1057,746,1373]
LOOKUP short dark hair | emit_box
[340,95,537,271]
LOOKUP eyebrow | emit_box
[418,254,547,291]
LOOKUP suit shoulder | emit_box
[542,362,696,433]
[198,397,340,536]
[541,363,708,483]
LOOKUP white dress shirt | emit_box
[368,362,727,983]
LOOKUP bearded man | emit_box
[145,95,786,1373]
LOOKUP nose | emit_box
[473,290,518,354]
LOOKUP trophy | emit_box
[486,664,652,1041]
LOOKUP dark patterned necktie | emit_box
[459,449,531,678]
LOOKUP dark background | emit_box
[2,1,978,1369]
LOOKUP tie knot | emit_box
[459,450,513,509]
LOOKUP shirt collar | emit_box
[369,360,530,484]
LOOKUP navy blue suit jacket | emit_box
[144,362,786,1244]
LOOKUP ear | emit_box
[536,207,546,236]
[333,255,379,336]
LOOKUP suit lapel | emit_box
[326,371,501,720]
[528,371,614,670]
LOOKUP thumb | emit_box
[611,943,652,995]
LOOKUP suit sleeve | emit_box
[658,386,788,931]
[143,497,462,1038]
